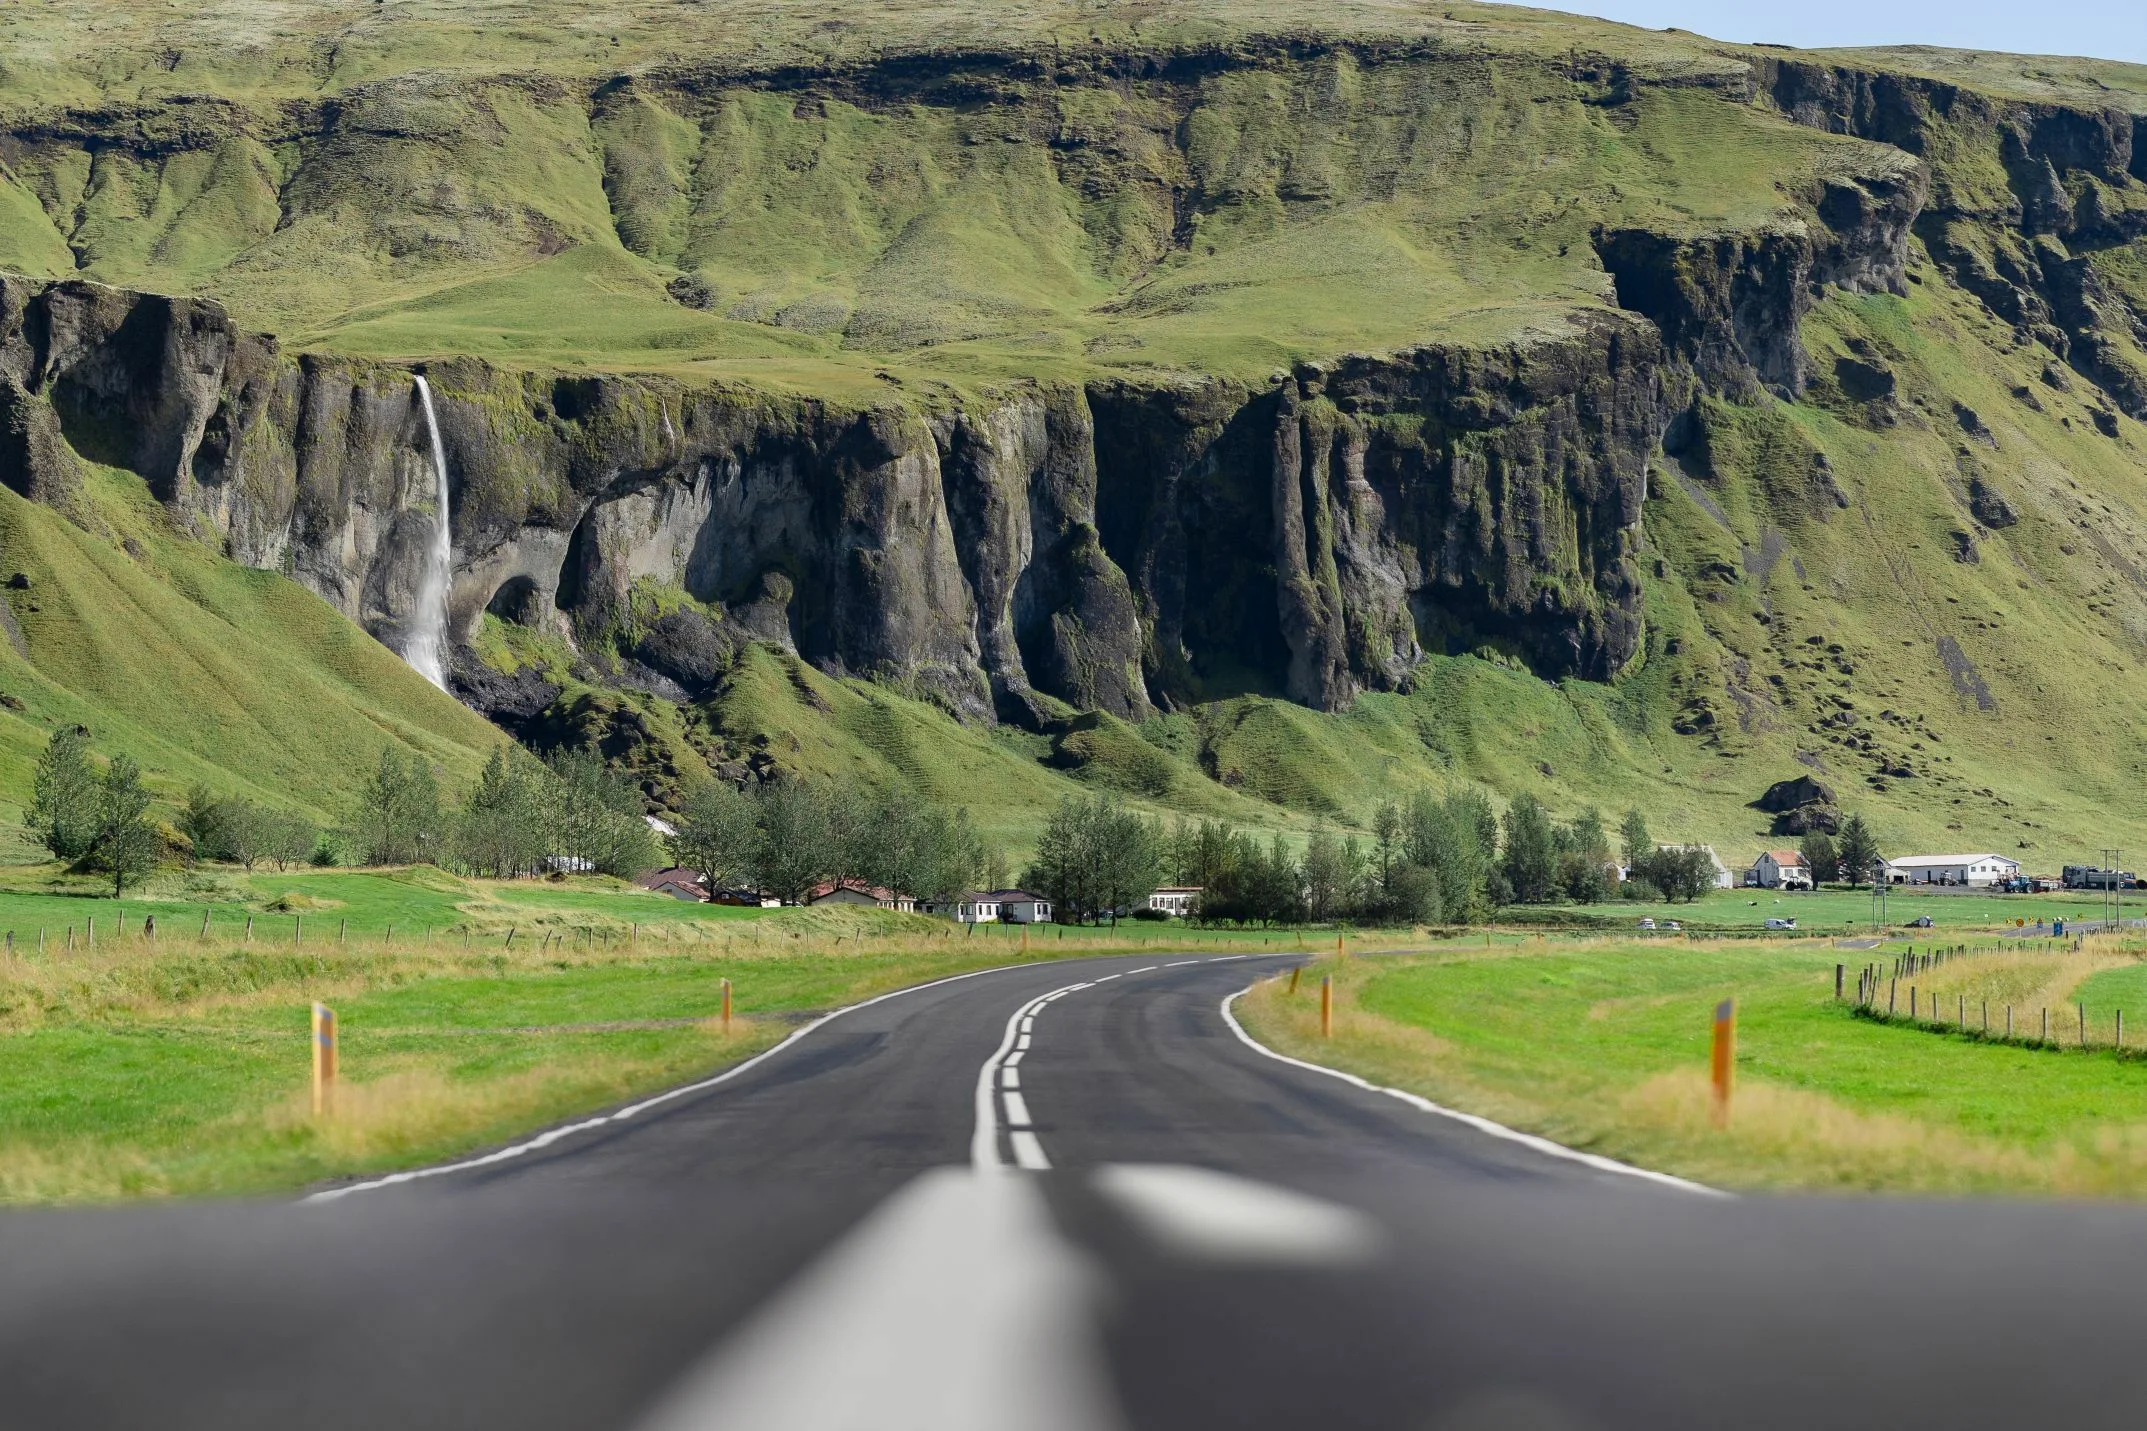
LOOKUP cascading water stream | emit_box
[404,375,453,690]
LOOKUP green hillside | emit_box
[2,2,2147,874]
[0,465,501,833]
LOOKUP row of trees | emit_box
[668,777,1000,906]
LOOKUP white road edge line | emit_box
[310,959,1068,1203]
[972,978,1087,1170]
[1218,987,1726,1198]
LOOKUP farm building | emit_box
[1750,850,1813,891]
[1882,854,2022,887]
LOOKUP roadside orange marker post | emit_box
[311,1002,337,1117]
[1320,975,1333,1038]
[1336,933,1345,958]
[1710,998,1735,1129]
[1287,965,1302,996]
[720,977,733,1034]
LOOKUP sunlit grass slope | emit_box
[0,467,497,826]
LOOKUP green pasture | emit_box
[1241,935,2147,1195]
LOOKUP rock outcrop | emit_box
[0,272,1692,725]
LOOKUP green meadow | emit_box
[1239,932,2147,1196]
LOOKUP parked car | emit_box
[1663,920,1682,932]
[1764,917,1797,930]
[1636,917,1655,930]
[1908,915,1933,928]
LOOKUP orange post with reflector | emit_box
[1320,975,1334,1039]
[1710,997,1735,1129]
[1287,965,1302,996]
[720,977,733,1034]
[311,1002,337,1117]
[1336,933,1345,958]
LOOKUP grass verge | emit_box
[1236,932,2147,1196]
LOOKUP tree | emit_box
[1301,827,1348,922]
[90,754,157,898]
[263,809,319,872]
[1799,830,1841,885]
[455,746,548,878]
[1619,808,1652,874]
[28,726,98,863]
[546,749,660,877]
[1653,846,1717,903]
[1500,793,1559,904]
[1558,807,1615,904]
[672,778,761,891]
[1371,801,1403,900]
[354,747,442,866]
[1401,791,1495,924]
[179,784,232,866]
[752,779,835,905]
[1836,814,1881,888]
[1026,795,1162,923]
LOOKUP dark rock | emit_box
[633,607,739,697]
[666,275,715,310]
[1772,805,1841,836]
[0,693,24,712]
[5,573,29,589]
[1834,356,1896,402]
[2092,408,2121,437]
[1953,402,1997,446]
[1756,774,1836,812]
[1967,475,2017,528]
[446,647,560,733]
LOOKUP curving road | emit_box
[3,951,2146,1429]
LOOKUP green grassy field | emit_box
[1533,886,2121,934]
[1240,932,2147,1195]
[0,861,1423,1201]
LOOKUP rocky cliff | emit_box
[0,273,1690,730]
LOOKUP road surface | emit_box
[2,950,2144,1429]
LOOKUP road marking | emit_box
[1093,973,1120,982]
[311,960,1066,1202]
[1010,1131,1050,1170]
[974,979,1088,1170]
[1165,959,1197,967]
[1217,988,1725,1198]
[1002,1066,1021,1089]
[631,1170,1113,1431]
[1092,1164,1384,1265]
[1127,966,1157,974]
[1005,1050,1025,1067]
[1003,1091,1033,1127]
[1021,1016,1035,1033]
[1211,954,1248,962]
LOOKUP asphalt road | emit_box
[5,950,2147,1430]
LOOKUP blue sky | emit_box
[1503,2,2147,64]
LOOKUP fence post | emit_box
[1320,975,1333,1038]
[1835,964,1844,1000]
[2081,1003,2088,1048]
[311,1002,337,1117]
[721,977,732,1034]
[200,909,210,939]
[1711,998,1736,1129]
[1287,965,1302,996]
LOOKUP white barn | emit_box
[1883,853,2021,888]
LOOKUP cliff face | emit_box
[0,273,1693,726]
[1758,59,2147,421]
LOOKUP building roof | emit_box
[636,867,707,890]
[985,889,1046,902]
[807,879,905,902]
[1153,886,1204,894]
[1761,850,1806,867]
[1885,853,2018,868]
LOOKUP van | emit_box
[1764,917,1797,930]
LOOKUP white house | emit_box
[1751,849,1813,891]
[1148,886,1202,917]
[993,890,1053,923]
[931,892,1003,924]
[1883,854,2021,888]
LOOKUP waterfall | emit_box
[404,375,453,690]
